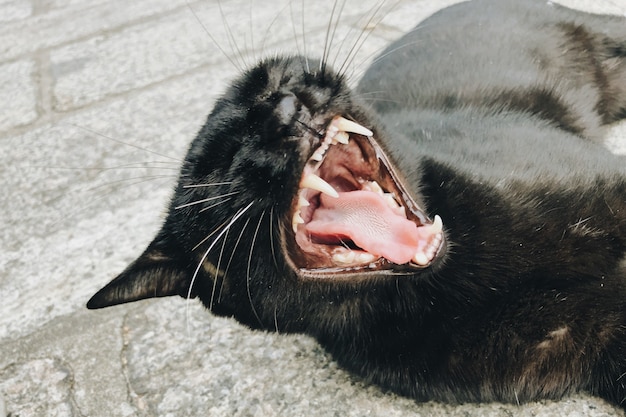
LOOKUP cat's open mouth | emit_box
[286,116,445,275]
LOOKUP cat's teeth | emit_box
[362,181,405,215]
[332,250,377,265]
[362,180,383,194]
[292,212,305,233]
[383,193,400,210]
[355,252,377,264]
[372,182,383,194]
[311,150,325,162]
[333,131,350,145]
[413,252,430,266]
[334,116,373,137]
[412,215,444,266]
[292,195,310,233]
[426,233,443,259]
[333,250,356,264]
[298,195,310,207]
[300,174,339,198]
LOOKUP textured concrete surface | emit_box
[2,0,626,416]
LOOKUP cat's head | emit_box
[87,56,446,328]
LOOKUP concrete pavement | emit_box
[1,0,626,416]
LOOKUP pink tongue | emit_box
[306,191,419,264]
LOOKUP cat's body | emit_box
[88,0,626,408]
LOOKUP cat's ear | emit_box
[86,236,193,309]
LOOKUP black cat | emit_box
[88,0,626,408]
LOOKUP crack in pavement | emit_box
[57,357,86,417]
[120,312,138,414]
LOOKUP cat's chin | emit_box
[283,116,446,278]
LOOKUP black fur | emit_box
[88,0,626,409]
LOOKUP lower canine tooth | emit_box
[292,212,305,233]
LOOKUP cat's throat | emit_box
[286,116,445,276]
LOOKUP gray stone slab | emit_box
[0,0,189,62]
[0,59,37,132]
[0,0,33,23]
[0,305,134,417]
[0,66,232,340]
[48,9,222,111]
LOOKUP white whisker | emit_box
[336,0,390,79]
[289,0,309,73]
[349,39,419,84]
[260,1,292,60]
[355,22,439,82]
[183,181,233,188]
[209,226,230,311]
[32,161,180,172]
[247,0,255,65]
[185,0,243,72]
[192,218,230,252]
[199,197,233,213]
[217,0,247,70]
[218,216,251,303]
[174,191,239,210]
[300,0,310,73]
[247,211,266,327]
[368,38,427,68]
[186,201,254,332]
[67,123,181,162]
[47,175,173,235]
[269,205,279,269]
[321,0,346,74]
[357,97,401,105]
[87,174,177,193]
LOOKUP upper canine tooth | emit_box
[300,174,339,198]
[334,116,373,137]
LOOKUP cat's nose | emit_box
[276,93,298,125]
